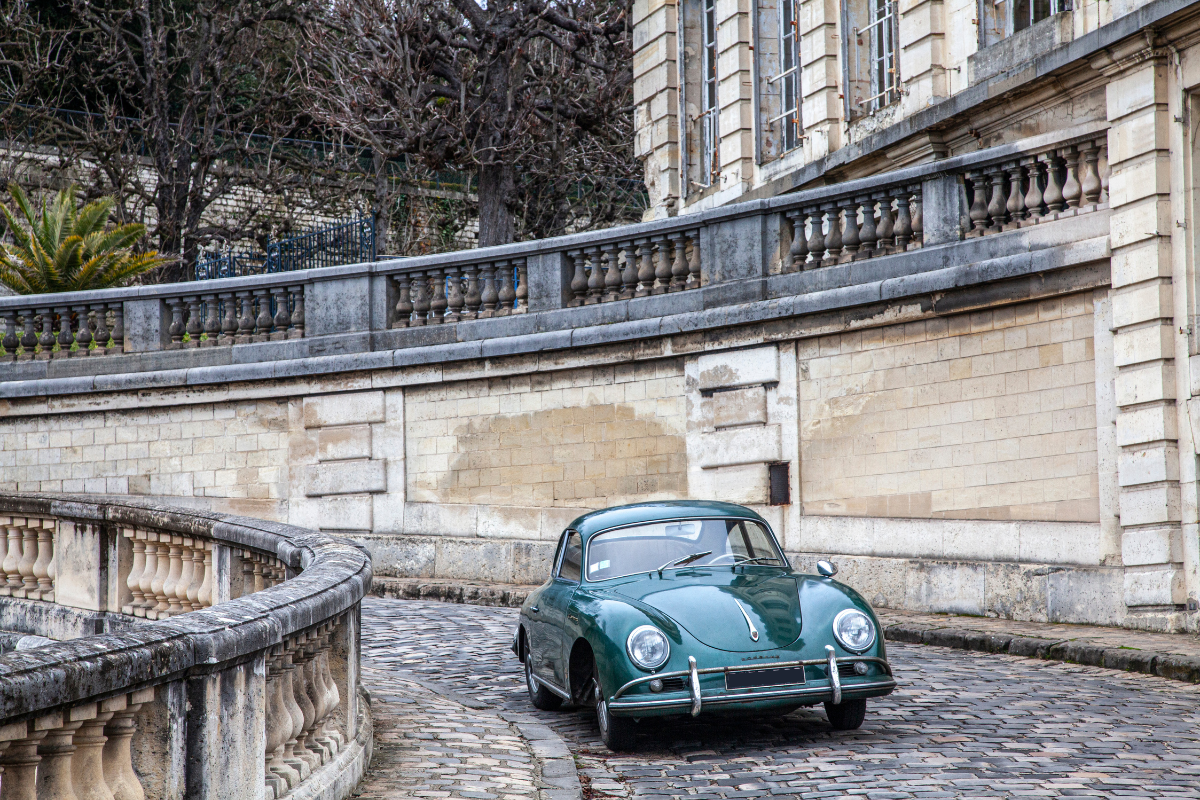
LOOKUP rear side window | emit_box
[559,531,583,582]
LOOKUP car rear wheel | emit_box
[594,669,637,751]
[824,698,866,730]
[525,649,562,711]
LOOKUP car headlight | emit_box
[626,625,670,670]
[832,608,876,653]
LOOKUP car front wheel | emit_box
[594,669,637,751]
[824,698,867,730]
[525,650,562,711]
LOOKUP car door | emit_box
[528,532,567,682]
[537,530,582,690]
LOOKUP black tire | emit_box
[824,698,867,731]
[525,649,562,711]
[595,669,637,751]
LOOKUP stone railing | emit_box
[0,493,372,800]
[0,123,1110,378]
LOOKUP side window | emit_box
[558,531,583,583]
[550,532,567,578]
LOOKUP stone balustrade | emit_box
[0,123,1111,387]
[0,493,372,800]
[0,516,56,602]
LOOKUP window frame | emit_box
[841,0,901,120]
[556,530,583,583]
[699,0,720,187]
[768,0,803,153]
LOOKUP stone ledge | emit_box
[370,576,537,608]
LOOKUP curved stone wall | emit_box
[0,492,373,800]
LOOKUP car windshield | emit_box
[585,518,786,581]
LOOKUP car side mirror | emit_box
[816,560,838,578]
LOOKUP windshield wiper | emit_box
[657,550,712,577]
[734,556,784,566]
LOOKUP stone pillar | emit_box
[183,657,267,799]
[715,0,754,194]
[797,0,843,160]
[632,0,681,218]
[1097,45,1186,627]
[898,0,948,116]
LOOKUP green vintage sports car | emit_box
[511,500,896,750]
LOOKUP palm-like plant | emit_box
[0,185,169,294]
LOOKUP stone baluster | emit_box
[1080,142,1102,206]
[288,286,305,339]
[411,272,431,326]
[16,521,38,598]
[428,268,448,323]
[242,550,256,597]
[444,267,464,322]
[52,305,73,358]
[236,294,255,344]
[36,307,55,360]
[102,689,153,800]
[567,250,588,307]
[166,299,186,349]
[108,304,124,354]
[515,259,528,313]
[1,517,21,596]
[635,240,654,297]
[253,290,273,341]
[37,713,86,800]
[840,199,860,260]
[280,646,308,781]
[497,261,517,315]
[174,538,195,613]
[72,707,117,800]
[123,529,145,615]
[686,231,702,289]
[1005,163,1026,230]
[0,728,49,800]
[302,638,330,765]
[651,237,672,294]
[785,210,807,272]
[68,304,91,357]
[1061,144,1082,210]
[964,171,989,234]
[1021,156,1044,223]
[253,555,266,593]
[463,265,482,319]
[856,197,877,259]
[90,305,109,357]
[894,192,914,250]
[271,287,290,340]
[19,311,37,360]
[620,242,639,299]
[161,538,184,616]
[135,533,157,618]
[183,296,202,349]
[584,248,603,305]
[807,207,828,264]
[1,311,15,360]
[1042,150,1065,213]
[479,264,499,318]
[149,533,171,618]
[821,203,842,266]
[909,187,923,247]
[1098,142,1110,203]
[265,649,297,796]
[216,293,234,345]
[316,626,344,753]
[198,542,213,608]
[668,233,688,291]
[196,295,217,348]
[308,636,334,761]
[290,637,321,774]
[33,521,53,601]
[985,166,1007,232]
[391,275,413,328]
[602,244,622,302]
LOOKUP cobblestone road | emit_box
[359,598,1200,799]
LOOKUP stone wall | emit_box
[799,292,1101,523]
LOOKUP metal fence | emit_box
[195,215,376,280]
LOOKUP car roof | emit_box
[567,500,767,538]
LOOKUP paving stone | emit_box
[358,597,1200,800]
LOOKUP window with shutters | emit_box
[978,0,1067,48]
[773,0,803,152]
[699,0,720,185]
[680,0,721,190]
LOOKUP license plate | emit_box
[724,666,807,690]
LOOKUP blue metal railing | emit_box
[195,215,375,280]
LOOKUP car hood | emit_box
[610,570,802,652]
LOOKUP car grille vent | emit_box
[836,663,858,679]
[659,676,686,691]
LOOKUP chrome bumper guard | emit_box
[609,653,894,715]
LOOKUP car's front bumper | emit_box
[606,646,896,717]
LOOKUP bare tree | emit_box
[0,0,342,282]
[306,0,640,248]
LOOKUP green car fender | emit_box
[796,575,889,660]
[570,591,685,700]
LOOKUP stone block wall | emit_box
[798,293,1102,523]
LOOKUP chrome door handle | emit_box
[529,605,539,613]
